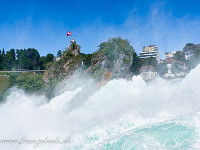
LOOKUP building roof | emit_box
[148,45,157,47]
[165,58,184,65]
[139,65,156,72]
[165,51,176,54]
[184,44,200,50]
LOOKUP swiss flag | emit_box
[67,31,71,36]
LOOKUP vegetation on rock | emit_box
[90,37,137,80]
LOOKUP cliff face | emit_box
[44,37,136,85]
[43,43,83,83]
[91,37,135,81]
[91,49,134,80]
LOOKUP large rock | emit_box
[91,37,135,81]
[43,42,83,83]
[44,38,136,85]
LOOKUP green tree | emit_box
[157,63,168,76]
[38,56,47,70]
[174,51,185,62]
[16,49,26,69]
[82,53,93,69]
[171,63,181,74]
[140,57,158,69]
[0,50,3,70]
[3,50,15,70]
[2,48,5,55]
[26,48,40,69]
[130,52,140,75]
[46,53,54,62]
[188,47,200,69]
[10,49,16,61]
[185,43,194,47]
[97,37,134,61]
[57,50,62,57]
[38,53,54,70]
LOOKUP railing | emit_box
[0,70,45,73]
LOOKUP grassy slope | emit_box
[0,76,10,93]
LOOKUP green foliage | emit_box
[140,57,158,69]
[44,79,58,99]
[185,43,194,47]
[123,57,130,64]
[90,37,135,79]
[0,48,54,71]
[70,42,80,51]
[46,53,54,62]
[2,48,5,55]
[174,51,185,62]
[184,44,200,69]
[82,53,93,69]
[38,53,55,70]
[14,73,44,93]
[188,49,200,69]
[0,50,3,70]
[97,37,134,61]
[3,50,15,70]
[47,48,85,83]
[91,66,106,82]
[57,50,62,57]
[171,63,182,74]
[63,50,74,61]
[38,56,47,70]
[130,52,141,75]
[0,76,10,93]
[193,49,200,58]
[26,48,40,69]
[157,63,168,76]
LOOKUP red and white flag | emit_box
[67,31,71,36]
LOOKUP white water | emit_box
[1,65,200,149]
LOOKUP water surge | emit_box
[1,65,200,150]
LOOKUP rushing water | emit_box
[1,65,200,150]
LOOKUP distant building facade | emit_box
[164,58,187,78]
[165,51,176,60]
[183,44,200,60]
[139,65,158,80]
[55,56,61,61]
[139,45,160,63]
[183,47,193,60]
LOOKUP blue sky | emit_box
[0,0,200,58]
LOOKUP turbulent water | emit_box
[1,65,200,150]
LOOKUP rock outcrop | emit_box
[44,37,136,85]
[43,42,83,83]
[90,37,135,81]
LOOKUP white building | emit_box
[183,48,193,60]
[55,56,61,61]
[165,51,176,59]
[139,45,160,63]
[182,44,200,60]
[164,58,187,78]
[139,65,158,80]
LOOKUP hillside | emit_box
[0,75,10,93]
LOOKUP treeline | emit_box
[0,48,55,70]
